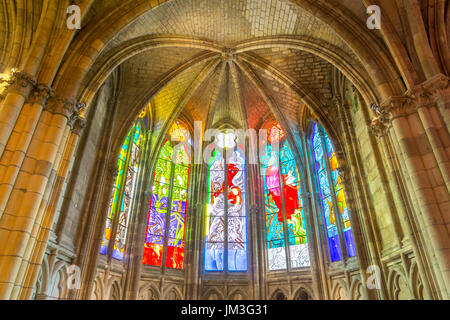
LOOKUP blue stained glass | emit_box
[312,122,358,261]
[205,146,247,272]
[228,243,248,271]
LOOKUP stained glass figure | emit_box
[142,121,191,269]
[205,133,248,272]
[262,121,310,271]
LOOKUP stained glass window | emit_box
[262,121,310,271]
[311,122,356,262]
[100,122,144,261]
[204,133,248,272]
[142,120,191,269]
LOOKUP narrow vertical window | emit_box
[204,132,248,272]
[262,121,310,271]
[142,120,191,269]
[311,123,356,261]
[100,123,144,261]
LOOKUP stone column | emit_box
[19,116,86,300]
[0,70,36,157]
[371,94,450,298]
[0,84,51,219]
[0,95,79,299]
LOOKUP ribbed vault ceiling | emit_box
[85,0,371,138]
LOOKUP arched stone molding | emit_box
[202,287,225,300]
[54,0,404,105]
[138,282,161,300]
[349,278,364,300]
[46,263,68,300]
[107,280,122,300]
[162,285,183,300]
[293,285,314,300]
[387,268,412,300]
[228,288,248,300]
[235,36,379,105]
[288,0,405,99]
[33,255,50,300]
[331,280,349,300]
[270,288,289,300]
[91,276,104,300]
[408,262,425,300]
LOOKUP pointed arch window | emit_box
[100,122,144,260]
[262,121,310,271]
[310,122,356,262]
[204,132,248,272]
[142,121,191,269]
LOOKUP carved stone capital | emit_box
[370,96,411,137]
[0,69,36,97]
[45,96,84,119]
[420,73,450,100]
[30,84,54,106]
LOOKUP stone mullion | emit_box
[185,163,204,300]
[0,96,73,299]
[275,148,291,272]
[0,85,50,220]
[20,124,83,300]
[0,70,36,157]
[161,153,177,274]
[301,134,329,300]
[305,133,334,298]
[389,104,450,298]
[247,147,262,300]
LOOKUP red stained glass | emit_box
[166,243,185,269]
[283,183,299,213]
[142,243,163,266]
